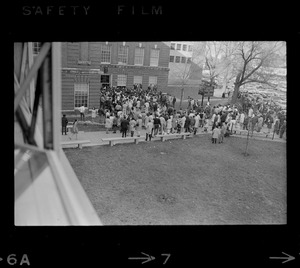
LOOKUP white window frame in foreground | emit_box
[117,74,127,86]
[150,49,160,66]
[133,76,143,84]
[134,47,145,66]
[148,76,157,86]
[74,83,89,108]
[100,44,111,64]
[118,45,128,64]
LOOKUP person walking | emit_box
[61,114,68,135]
[120,116,129,138]
[68,119,79,140]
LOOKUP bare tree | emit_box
[169,42,206,109]
[230,41,285,104]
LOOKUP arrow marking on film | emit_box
[269,252,295,264]
[128,252,155,264]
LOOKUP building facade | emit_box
[166,41,206,100]
[60,42,170,111]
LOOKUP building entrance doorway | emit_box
[101,75,110,88]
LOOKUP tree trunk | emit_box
[231,83,240,104]
[179,87,184,109]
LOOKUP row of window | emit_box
[170,43,193,52]
[80,43,160,67]
[74,75,158,108]
[169,55,192,64]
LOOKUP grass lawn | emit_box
[64,134,286,225]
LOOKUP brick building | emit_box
[60,42,170,111]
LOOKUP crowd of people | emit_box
[62,85,287,142]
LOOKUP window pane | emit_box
[176,44,181,50]
[170,56,174,62]
[182,44,187,51]
[188,45,193,52]
[181,57,186,63]
[150,49,159,66]
[170,43,175,50]
[33,42,41,55]
[117,75,127,86]
[187,57,192,63]
[175,56,180,63]
[149,76,157,85]
[118,46,128,64]
[134,47,144,65]
[133,76,143,84]
[74,83,89,108]
[101,45,111,63]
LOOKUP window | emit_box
[118,45,128,64]
[176,44,181,50]
[32,42,41,55]
[133,76,143,84]
[181,57,186,63]
[170,43,175,50]
[187,57,192,63]
[134,47,144,65]
[188,45,193,52]
[74,83,89,108]
[80,42,89,61]
[100,44,111,63]
[117,75,127,86]
[170,56,174,62]
[175,56,180,63]
[182,44,187,51]
[150,49,160,66]
[149,76,157,86]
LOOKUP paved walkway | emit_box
[61,124,286,149]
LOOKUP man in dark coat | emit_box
[61,114,68,135]
[120,116,129,138]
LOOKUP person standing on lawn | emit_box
[61,114,68,135]
[166,116,172,134]
[145,119,154,141]
[68,119,78,140]
[257,115,264,132]
[129,117,137,137]
[79,104,85,121]
[212,125,221,144]
[105,115,112,134]
[153,115,161,136]
[120,116,129,138]
[219,122,226,143]
[194,113,200,134]
[136,115,143,137]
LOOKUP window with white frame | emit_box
[117,74,127,86]
[181,57,186,63]
[118,45,128,64]
[33,42,41,55]
[133,76,143,84]
[182,44,187,51]
[176,44,181,50]
[100,44,111,63]
[188,45,193,52]
[134,47,144,65]
[175,56,180,63]
[170,43,175,50]
[74,83,89,108]
[148,76,157,86]
[150,49,160,66]
[170,55,174,62]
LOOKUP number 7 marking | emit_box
[161,254,171,264]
